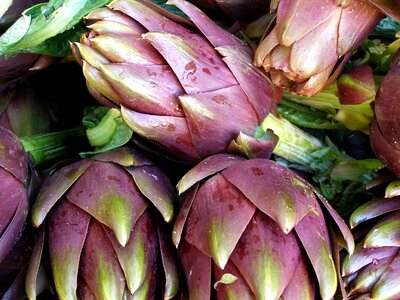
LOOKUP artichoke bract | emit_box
[0,126,31,265]
[173,154,355,300]
[254,0,398,96]
[26,147,179,300]
[342,197,400,299]
[370,50,400,176]
[72,0,278,162]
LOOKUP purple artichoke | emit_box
[0,55,39,84]
[370,50,400,176]
[342,197,400,299]
[173,154,354,300]
[72,0,279,162]
[26,147,179,300]
[254,0,398,96]
[0,83,55,137]
[0,126,31,267]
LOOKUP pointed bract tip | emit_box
[116,231,129,247]
[172,231,181,248]
[31,209,45,228]
[213,252,229,271]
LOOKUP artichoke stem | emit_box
[283,84,374,117]
[86,108,120,147]
[261,114,382,182]
[260,113,324,167]
[20,127,86,166]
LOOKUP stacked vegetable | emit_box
[0,0,399,299]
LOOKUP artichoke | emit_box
[26,147,179,300]
[173,154,355,300]
[342,197,400,299]
[370,50,400,176]
[0,73,89,297]
[72,0,279,162]
[0,126,32,265]
[0,83,55,136]
[254,0,399,96]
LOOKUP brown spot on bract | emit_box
[176,134,190,146]
[212,95,229,105]
[202,68,211,75]
[185,61,197,73]
[167,123,176,132]
[107,175,120,182]
[251,167,263,176]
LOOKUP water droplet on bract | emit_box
[372,258,379,265]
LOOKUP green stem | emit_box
[86,108,119,147]
[277,99,343,130]
[259,113,382,179]
[283,84,374,117]
[260,114,324,168]
[20,127,86,166]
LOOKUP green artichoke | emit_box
[173,154,355,300]
[26,147,179,300]
[342,197,400,299]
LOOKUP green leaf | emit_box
[28,21,86,56]
[0,0,112,56]
[213,273,238,289]
[348,38,400,73]
[0,0,13,20]
[330,159,384,181]
[278,99,343,130]
[0,14,31,45]
[20,127,86,166]
[371,18,400,40]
